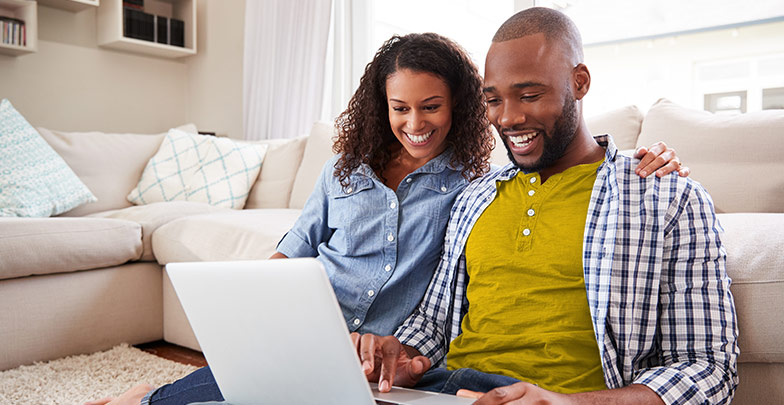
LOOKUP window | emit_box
[704,91,746,115]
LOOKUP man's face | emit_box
[483,33,580,172]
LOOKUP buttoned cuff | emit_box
[395,327,446,367]
[276,231,318,258]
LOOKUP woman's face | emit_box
[386,69,453,163]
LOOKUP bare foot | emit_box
[84,383,154,405]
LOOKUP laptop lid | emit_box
[167,258,475,405]
[167,258,377,404]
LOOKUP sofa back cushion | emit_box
[245,136,308,209]
[586,105,644,151]
[38,123,198,217]
[637,98,784,213]
[288,121,336,209]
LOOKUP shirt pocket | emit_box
[419,175,464,221]
[327,177,377,255]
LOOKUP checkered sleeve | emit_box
[393,244,456,365]
[633,180,739,405]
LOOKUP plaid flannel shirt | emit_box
[394,135,739,404]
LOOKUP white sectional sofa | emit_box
[1,99,781,404]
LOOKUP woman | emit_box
[87,32,683,405]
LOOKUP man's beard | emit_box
[503,91,579,173]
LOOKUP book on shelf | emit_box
[123,7,154,42]
[155,15,168,44]
[169,18,184,47]
[0,16,26,47]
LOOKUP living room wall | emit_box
[0,0,245,138]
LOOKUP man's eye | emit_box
[521,94,540,100]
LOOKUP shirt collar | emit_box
[355,147,456,178]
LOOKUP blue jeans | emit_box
[142,365,520,404]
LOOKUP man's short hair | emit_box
[492,7,584,64]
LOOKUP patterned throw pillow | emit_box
[0,99,96,217]
[127,128,268,209]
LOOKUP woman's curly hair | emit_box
[333,33,494,187]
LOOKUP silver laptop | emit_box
[166,258,475,405]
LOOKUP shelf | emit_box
[0,0,37,56]
[37,0,99,12]
[97,0,196,59]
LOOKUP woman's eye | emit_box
[486,98,500,105]
[423,105,441,111]
[392,106,408,112]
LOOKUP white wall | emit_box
[0,0,245,137]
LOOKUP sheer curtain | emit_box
[243,0,333,140]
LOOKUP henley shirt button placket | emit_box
[527,208,535,217]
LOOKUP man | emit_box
[356,7,738,405]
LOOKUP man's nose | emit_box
[498,102,526,129]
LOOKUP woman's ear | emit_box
[573,63,591,100]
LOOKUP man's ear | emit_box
[573,63,590,100]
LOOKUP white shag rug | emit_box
[0,344,199,405]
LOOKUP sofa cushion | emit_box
[586,105,644,151]
[152,209,302,264]
[718,213,784,363]
[0,217,142,280]
[245,136,308,209]
[89,201,225,262]
[0,99,96,217]
[127,129,268,209]
[637,98,784,213]
[288,122,336,209]
[37,123,198,217]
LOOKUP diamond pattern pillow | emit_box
[0,99,96,217]
[127,129,268,209]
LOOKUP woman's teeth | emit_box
[406,130,434,144]
[509,132,538,147]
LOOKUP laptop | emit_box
[166,258,475,405]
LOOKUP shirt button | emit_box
[527,209,535,216]
[530,177,537,184]
[390,202,397,209]
[387,234,395,242]
[367,290,375,297]
[440,186,447,192]
[406,178,412,183]
[353,318,360,326]
[528,190,535,196]
[346,187,353,193]
[384,264,392,272]
[522,228,531,236]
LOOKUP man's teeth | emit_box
[509,132,538,147]
[406,130,433,144]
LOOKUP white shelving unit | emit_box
[37,0,99,12]
[0,0,37,56]
[97,0,196,58]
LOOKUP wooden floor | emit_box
[135,340,208,368]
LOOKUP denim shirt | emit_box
[276,151,468,336]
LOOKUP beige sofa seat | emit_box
[89,201,226,262]
[0,217,142,280]
[152,208,302,264]
[719,213,784,404]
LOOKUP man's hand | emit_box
[633,141,690,178]
[350,333,431,392]
[457,382,572,405]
